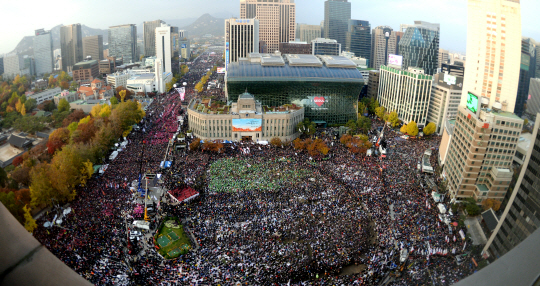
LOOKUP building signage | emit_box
[232,119,262,132]
[235,19,251,24]
[225,42,230,70]
[466,92,479,114]
[216,67,226,74]
[314,96,326,107]
[444,73,457,85]
[388,54,403,67]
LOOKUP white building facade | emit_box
[155,24,172,74]
[427,73,464,133]
[378,66,433,127]
[461,0,521,112]
[225,19,260,66]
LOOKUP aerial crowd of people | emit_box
[31,51,479,285]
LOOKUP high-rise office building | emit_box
[378,66,433,126]
[82,35,104,61]
[2,53,24,78]
[427,73,464,133]
[311,38,341,56]
[108,24,137,64]
[399,21,440,75]
[33,29,54,75]
[179,38,191,60]
[324,0,350,48]
[0,57,4,75]
[527,78,540,117]
[439,48,449,68]
[441,63,465,77]
[483,116,540,259]
[240,0,295,53]
[297,24,322,44]
[515,38,537,117]
[461,0,522,113]
[346,20,371,66]
[60,24,83,72]
[367,70,380,98]
[442,0,523,204]
[143,20,164,57]
[155,24,173,74]
[371,26,399,70]
[225,19,260,66]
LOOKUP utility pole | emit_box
[144,176,149,221]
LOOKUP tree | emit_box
[387,111,400,127]
[62,109,86,127]
[29,163,55,207]
[119,90,127,102]
[407,121,419,137]
[60,80,69,90]
[110,101,145,134]
[0,167,8,188]
[482,198,502,212]
[297,119,316,136]
[12,156,23,167]
[23,205,37,233]
[20,104,26,116]
[340,134,353,145]
[270,137,282,147]
[190,138,201,151]
[357,116,371,134]
[110,96,119,105]
[15,99,23,113]
[400,124,408,134]
[47,128,70,154]
[464,198,482,216]
[73,119,97,144]
[58,98,70,112]
[70,81,79,91]
[424,122,436,136]
[12,166,31,186]
[358,101,367,115]
[375,106,385,119]
[293,138,306,150]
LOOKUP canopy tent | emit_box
[93,165,102,174]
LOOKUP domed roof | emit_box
[238,90,254,99]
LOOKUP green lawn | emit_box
[155,219,192,259]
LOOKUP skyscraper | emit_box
[439,48,449,68]
[515,38,537,117]
[108,24,137,64]
[82,35,104,61]
[143,20,164,57]
[461,0,522,112]
[297,24,322,44]
[427,73,464,133]
[441,0,523,204]
[155,24,173,74]
[324,0,351,48]
[60,24,83,72]
[240,0,295,53]
[370,26,398,70]
[346,20,371,65]
[225,19,259,67]
[399,21,440,75]
[483,116,540,259]
[33,29,54,75]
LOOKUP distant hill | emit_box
[10,25,109,56]
[181,14,225,37]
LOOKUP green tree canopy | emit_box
[407,121,419,137]
[58,98,70,112]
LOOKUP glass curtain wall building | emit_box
[398,21,440,75]
[324,0,350,48]
[346,20,371,66]
[108,24,137,64]
[515,38,536,117]
[226,53,363,124]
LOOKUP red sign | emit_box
[314,97,325,107]
[467,114,472,120]
[483,123,489,129]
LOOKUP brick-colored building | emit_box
[72,59,99,82]
[279,42,311,55]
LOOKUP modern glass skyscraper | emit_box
[484,116,540,259]
[324,0,350,48]
[60,24,83,72]
[398,21,440,75]
[82,35,104,61]
[108,24,137,64]
[515,38,537,117]
[346,20,371,65]
[143,20,164,57]
[33,29,54,75]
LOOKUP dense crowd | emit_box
[31,51,478,285]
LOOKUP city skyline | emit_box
[1,0,540,55]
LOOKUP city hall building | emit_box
[225,53,364,125]
[187,92,304,142]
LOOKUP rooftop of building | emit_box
[129,73,155,80]
[480,108,522,120]
[73,60,98,69]
[189,95,302,115]
[481,208,499,233]
[517,133,533,153]
[380,65,433,80]
[227,53,363,82]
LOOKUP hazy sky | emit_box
[1,0,539,55]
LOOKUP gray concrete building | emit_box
[82,35,104,61]
[143,20,164,57]
[297,24,322,44]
